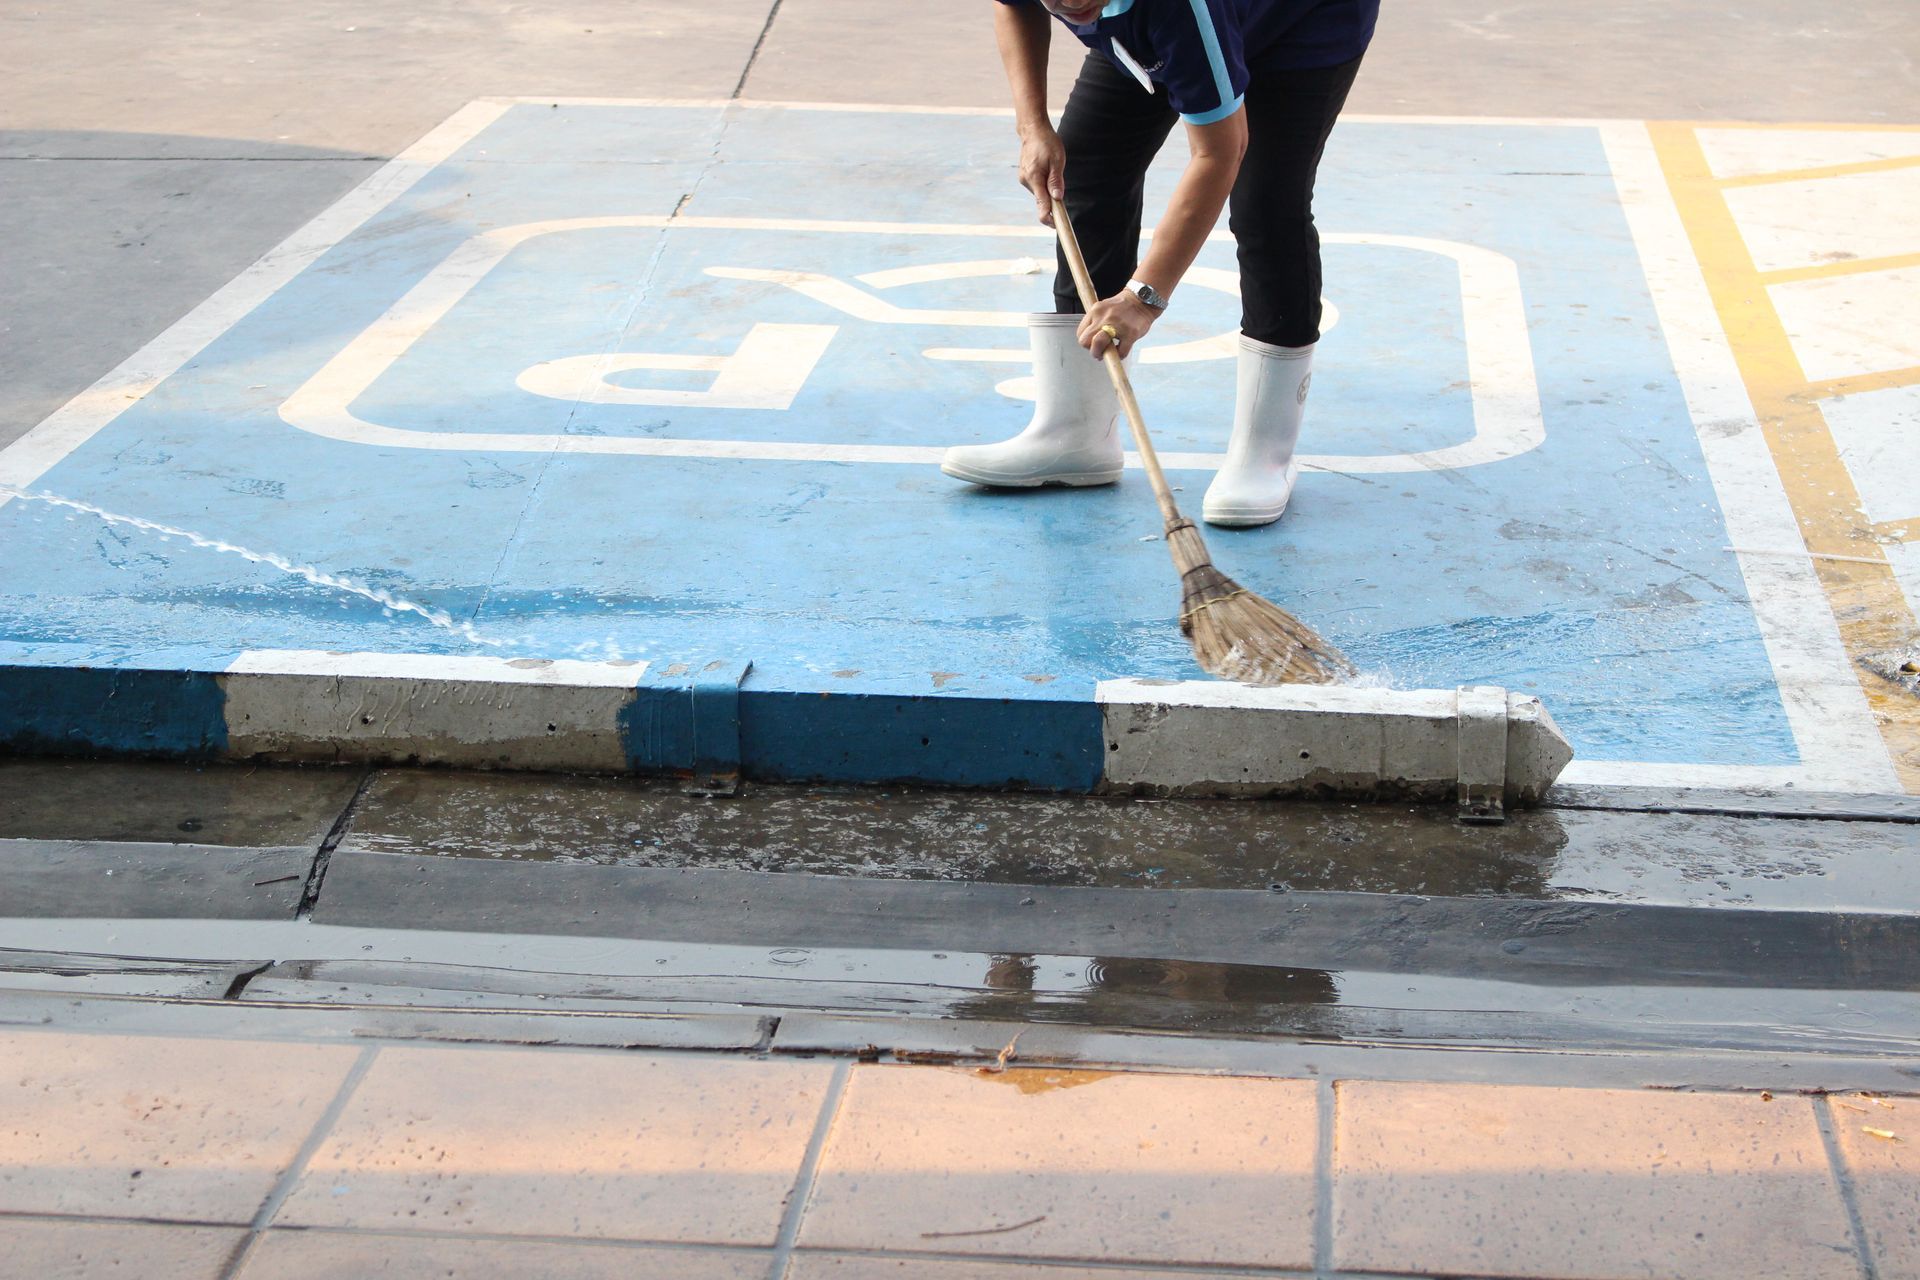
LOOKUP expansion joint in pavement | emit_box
[733,0,786,100]
[295,767,377,921]
[1812,1094,1883,1280]
[217,1043,379,1280]
[765,1056,852,1280]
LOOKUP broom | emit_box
[1052,195,1354,686]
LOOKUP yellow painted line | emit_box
[1800,364,1920,401]
[1650,122,1920,792]
[1761,252,1920,287]
[1718,153,1920,189]
[1684,120,1920,134]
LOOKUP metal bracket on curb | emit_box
[627,658,752,793]
[1456,685,1510,824]
[629,660,748,790]
[687,659,751,797]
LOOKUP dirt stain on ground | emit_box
[975,1067,1118,1095]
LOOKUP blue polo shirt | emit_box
[996,0,1378,124]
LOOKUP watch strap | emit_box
[1126,278,1169,311]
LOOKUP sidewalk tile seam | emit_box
[222,1223,797,1256]
[219,1043,380,1279]
[5,1016,1920,1097]
[1328,1080,1863,1280]
[0,1013,787,1061]
[786,1244,1325,1276]
[265,1044,839,1245]
[1314,1076,1336,1276]
[248,1224,778,1256]
[1812,1094,1882,1280]
[769,1057,855,1280]
[0,1209,250,1231]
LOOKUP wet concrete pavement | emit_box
[341,767,1920,910]
[5,759,1917,1276]
[6,759,1919,1062]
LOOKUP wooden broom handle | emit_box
[1050,196,1184,529]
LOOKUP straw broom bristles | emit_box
[1050,197,1354,687]
[1165,518,1354,685]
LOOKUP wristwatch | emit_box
[1126,278,1169,311]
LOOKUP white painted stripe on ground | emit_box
[1767,264,1920,383]
[1556,761,1891,792]
[500,97,1647,128]
[227,650,649,687]
[1598,121,1899,794]
[0,100,512,514]
[1724,166,1920,274]
[1696,127,1920,181]
[1099,679,1456,716]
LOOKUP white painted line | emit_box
[1599,121,1899,794]
[1696,127,1920,181]
[1817,384,1920,527]
[1730,546,1893,568]
[281,215,1542,476]
[501,96,1646,128]
[1099,678,1455,716]
[227,649,649,687]
[1768,264,1920,384]
[1556,761,1892,792]
[1723,166,1920,273]
[0,99,513,514]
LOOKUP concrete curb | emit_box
[0,646,1573,804]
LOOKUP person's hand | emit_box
[1017,125,1067,226]
[1078,291,1159,360]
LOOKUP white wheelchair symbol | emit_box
[280,214,1541,473]
[514,258,1309,411]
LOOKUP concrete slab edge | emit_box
[1,989,1915,1095]
[0,647,1574,802]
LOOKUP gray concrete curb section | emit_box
[0,647,1573,804]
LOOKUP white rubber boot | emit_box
[1203,335,1313,527]
[941,313,1126,488]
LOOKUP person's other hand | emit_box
[1078,291,1158,360]
[1018,126,1067,225]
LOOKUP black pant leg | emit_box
[1228,52,1363,346]
[1053,49,1180,314]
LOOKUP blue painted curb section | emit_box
[0,645,1572,804]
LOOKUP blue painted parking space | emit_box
[0,100,1840,779]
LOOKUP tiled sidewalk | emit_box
[1,1027,1913,1279]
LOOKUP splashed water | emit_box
[1,484,506,649]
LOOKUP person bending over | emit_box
[943,0,1377,527]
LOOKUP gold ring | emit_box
[1100,324,1120,340]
